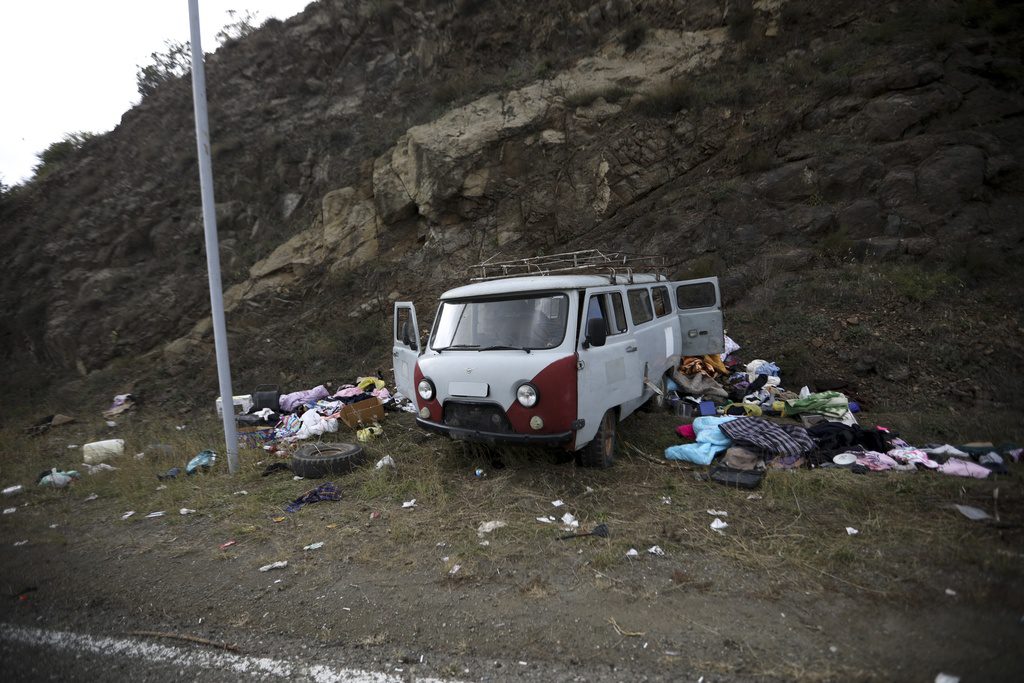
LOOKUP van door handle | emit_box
[626,345,637,353]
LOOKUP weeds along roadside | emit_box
[1,407,1020,603]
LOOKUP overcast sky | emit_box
[0,1,312,185]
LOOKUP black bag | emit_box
[253,384,281,412]
[709,465,764,489]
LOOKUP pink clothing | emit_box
[938,458,990,479]
[333,386,364,398]
[854,451,899,471]
[887,447,938,470]
[676,424,696,439]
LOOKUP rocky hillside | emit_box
[1,0,1022,421]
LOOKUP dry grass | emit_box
[2,404,1021,603]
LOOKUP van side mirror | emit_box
[401,321,417,350]
[584,317,607,348]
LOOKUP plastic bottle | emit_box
[82,439,126,464]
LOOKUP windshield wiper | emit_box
[479,345,531,353]
[434,344,480,352]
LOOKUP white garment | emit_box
[294,410,339,440]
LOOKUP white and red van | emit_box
[392,266,723,466]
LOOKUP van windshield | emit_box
[431,294,569,351]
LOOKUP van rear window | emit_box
[676,282,717,309]
[627,289,654,326]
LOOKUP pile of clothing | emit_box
[664,337,1019,483]
[233,375,416,447]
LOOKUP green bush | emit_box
[883,264,961,303]
[620,20,648,53]
[633,80,700,116]
[215,9,260,46]
[817,227,853,261]
[727,0,755,41]
[32,131,97,179]
[136,40,191,98]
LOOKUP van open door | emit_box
[674,278,724,356]
[392,302,420,403]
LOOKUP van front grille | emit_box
[443,401,514,433]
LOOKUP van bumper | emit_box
[416,418,573,446]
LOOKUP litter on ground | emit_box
[259,561,288,572]
[477,520,506,536]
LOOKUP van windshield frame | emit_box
[430,293,570,351]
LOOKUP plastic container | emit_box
[215,394,254,417]
[82,439,125,464]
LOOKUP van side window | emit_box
[610,293,628,333]
[586,296,610,335]
[396,307,412,341]
[676,282,717,309]
[651,286,671,317]
[627,289,654,326]
[587,294,628,336]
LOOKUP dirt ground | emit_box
[1,408,1022,681]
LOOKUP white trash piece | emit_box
[477,520,506,537]
[560,512,579,530]
[2,485,24,496]
[711,518,729,533]
[259,561,288,572]
[846,527,859,536]
[215,394,254,417]
[82,439,125,465]
[303,542,324,551]
[625,548,639,558]
[374,455,396,470]
[954,504,990,521]
[648,545,666,557]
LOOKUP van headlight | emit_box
[417,379,435,401]
[516,383,538,408]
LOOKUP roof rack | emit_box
[470,250,668,284]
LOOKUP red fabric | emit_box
[676,424,696,439]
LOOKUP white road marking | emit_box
[1,623,463,683]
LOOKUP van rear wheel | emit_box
[579,410,616,468]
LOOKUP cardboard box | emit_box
[338,397,385,429]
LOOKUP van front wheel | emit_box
[579,410,616,468]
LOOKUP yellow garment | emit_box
[356,424,383,442]
[356,376,386,391]
[679,355,728,377]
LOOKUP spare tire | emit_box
[291,443,367,479]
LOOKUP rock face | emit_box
[0,0,1022,400]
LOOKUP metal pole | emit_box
[188,0,239,474]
